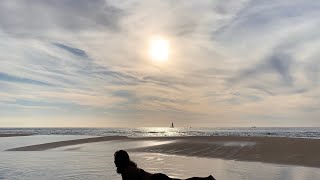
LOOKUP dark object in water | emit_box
[114,150,216,180]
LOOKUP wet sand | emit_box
[129,136,320,168]
[6,136,127,151]
[4,135,320,168]
[0,134,31,137]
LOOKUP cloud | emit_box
[0,72,53,86]
[1,0,320,127]
[0,0,124,35]
[230,52,294,86]
[53,43,88,58]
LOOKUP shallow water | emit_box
[134,153,320,180]
[0,136,320,180]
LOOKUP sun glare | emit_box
[149,37,170,62]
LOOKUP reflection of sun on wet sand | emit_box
[5,135,320,168]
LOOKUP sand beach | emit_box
[4,135,320,168]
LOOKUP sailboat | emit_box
[170,122,174,128]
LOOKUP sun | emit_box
[149,37,170,62]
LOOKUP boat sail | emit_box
[170,122,174,128]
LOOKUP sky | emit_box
[0,0,320,127]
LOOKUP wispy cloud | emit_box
[0,72,53,86]
[53,43,88,58]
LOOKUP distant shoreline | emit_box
[4,135,320,168]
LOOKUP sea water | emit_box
[1,127,320,139]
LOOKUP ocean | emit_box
[1,127,320,139]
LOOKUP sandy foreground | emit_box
[3,135,320,168]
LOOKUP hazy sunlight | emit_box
[149,36,170,62]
